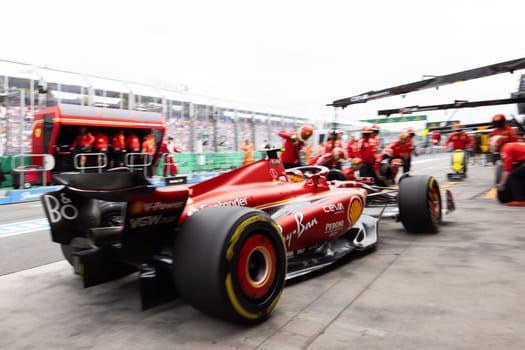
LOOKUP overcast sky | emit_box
[3,0,525,127]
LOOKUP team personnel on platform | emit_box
[125,132,141,153]
[278,124,314,169]
[71,127,95,152]
[110,129,126,167]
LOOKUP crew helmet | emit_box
[297,124,314,142]
[492,114,506,129]
[361,126,373,134]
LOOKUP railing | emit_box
[124,153,152,176]
[11,154,55,188]
[73,153,108,173]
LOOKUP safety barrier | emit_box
[124,153,152,176]
[10,154,55,188]
[73,153,108,173]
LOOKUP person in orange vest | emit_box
[159,136,181,176]
[278,124,314,169]
[304,141,314,165]
[142,131,156,156]
[110,129,126,167]
[141,131,156,176]
[240,139,255,166]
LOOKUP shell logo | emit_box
[35,127,41,138]
[348,196,363,225]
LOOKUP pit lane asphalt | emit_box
[1,153,524,350]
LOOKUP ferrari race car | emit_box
[41,149,453,324]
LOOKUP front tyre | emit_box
[398,175,442,233]
[173,206,287,324]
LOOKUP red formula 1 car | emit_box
[41,149,451,324]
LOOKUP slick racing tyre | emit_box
[398,175,442,233]
[173,206,287,324]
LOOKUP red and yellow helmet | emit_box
[492,113,506,128]
[492,114,506,123]
[297,124,314,142]
[287,168,305,182]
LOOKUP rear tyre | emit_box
[398,175,442,233]
[173,206,287,324]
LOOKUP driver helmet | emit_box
[297,124,314,142]
[371,124,380,134]
[489,135,508,153]
[492,113,506,129]
[332,147,345,160]
[287,168,305,183]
